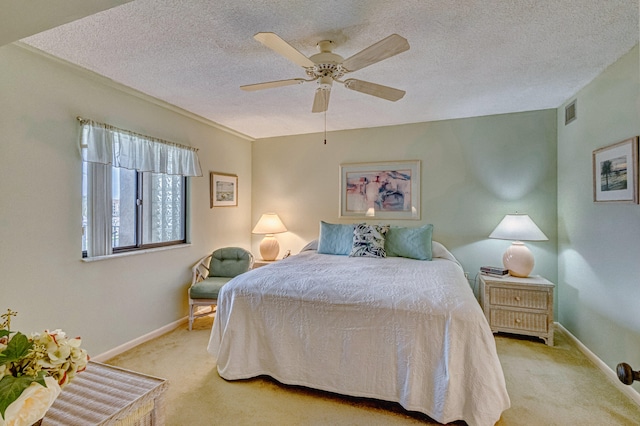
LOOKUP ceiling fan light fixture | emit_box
[318,75,333,89]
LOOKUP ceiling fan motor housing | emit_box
[307,41,346,81]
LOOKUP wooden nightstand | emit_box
[479,274,555,346]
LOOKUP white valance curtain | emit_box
[79,118,201,257]
[78,118,202,177]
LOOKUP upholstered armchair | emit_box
[188,247,253,330]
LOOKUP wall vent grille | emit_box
[565,99,577,125]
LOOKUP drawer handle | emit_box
[515,318,522,324]
[514,296,521,302]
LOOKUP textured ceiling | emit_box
[1,0,133,46]
[21,0,639,140]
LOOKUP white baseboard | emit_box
[556,322,640,405]
[91,316,187,362]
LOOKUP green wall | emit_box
[252,109,558,292]
[0,44,253,356]
[557,44,640,391]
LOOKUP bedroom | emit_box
[1,0,639,423]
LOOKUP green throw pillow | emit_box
[385,224,434,260]
[317,221,356,255]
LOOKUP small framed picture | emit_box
[210,172,238,207]
[593,137,639,203]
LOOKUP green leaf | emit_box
[0,330,9,338]
[0,332,32,365]
[0,374,44,419]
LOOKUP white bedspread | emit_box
[208,250,510,425]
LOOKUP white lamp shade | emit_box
[489,214,547,278]
[252,213,287,235]
[489,214,548,241]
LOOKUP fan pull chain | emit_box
[324,109,327,145]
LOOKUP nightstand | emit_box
[479,274,555,346]
[252,259,277,268]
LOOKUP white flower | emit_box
[0,376,61,426]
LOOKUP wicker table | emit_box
[479,273,555,346]
[42,361,168,426]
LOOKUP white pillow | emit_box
[432,241,461,267]
[300,239,318,252]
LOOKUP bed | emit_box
[207,240,510,425]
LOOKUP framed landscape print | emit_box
[340,160,420,219]
[593,137,639,203]
[210,172,238,207]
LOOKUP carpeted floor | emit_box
[106,315,640,425]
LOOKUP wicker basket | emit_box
[41,361,167,425]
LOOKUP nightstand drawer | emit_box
[489,287,548,309]
[490,309,549,333]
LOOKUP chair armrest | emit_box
[191,254,212,286]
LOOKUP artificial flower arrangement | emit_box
[0,309,89,426]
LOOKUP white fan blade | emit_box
[343,79,405,101]
[240,78,307,91]
[312,88,331,113]
[342,34,409,72]
[254,32,315,68]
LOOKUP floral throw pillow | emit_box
[349,223,390,258]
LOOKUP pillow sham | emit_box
[317,222,356,255]
[349,223,389,258]
[385,224,434,260]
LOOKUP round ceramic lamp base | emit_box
[503,241,534,278]
[259,234,280,261]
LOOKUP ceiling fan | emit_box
[241,32,410,113]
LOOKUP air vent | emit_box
[565,99,577,125]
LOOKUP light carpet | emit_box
[106,316,640,425]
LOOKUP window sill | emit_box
[81,243,190,262]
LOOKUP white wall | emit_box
[252,110,558,290]
[557,44,640,391]
[0,44,252,356]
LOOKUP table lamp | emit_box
[489,213,548,277]
[252,213,287,261]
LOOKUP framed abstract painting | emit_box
[340,160,420,219]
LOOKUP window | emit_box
[79,118,201,258]
[82,165,187,256]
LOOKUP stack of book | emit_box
[480,266,509,277]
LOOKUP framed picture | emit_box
[210,172,238,207]
[340,160,420,219]
[593,137,639,203]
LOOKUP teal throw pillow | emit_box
[317,222,356,255]
[385,224,434,260]
[349,224,389,258]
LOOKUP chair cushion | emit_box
[189,277,232,299]
[209,247,252,278]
